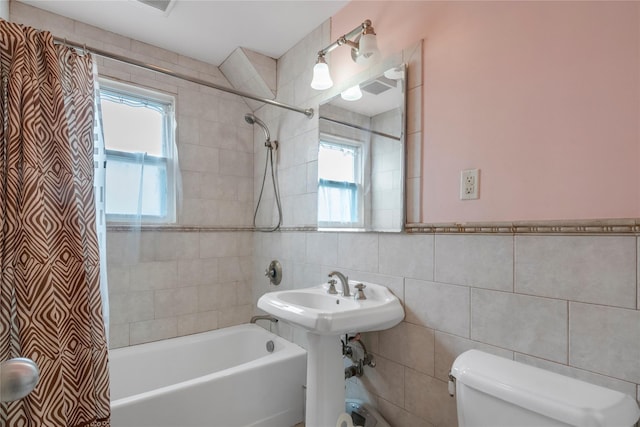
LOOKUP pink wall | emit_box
[331,1,640,223]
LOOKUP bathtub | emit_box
[110,324,307,427]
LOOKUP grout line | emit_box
[566,300,570,365]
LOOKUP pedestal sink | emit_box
[257,280,404,427]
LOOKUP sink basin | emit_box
[257,281,404,335]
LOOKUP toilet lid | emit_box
[451,350,640,427]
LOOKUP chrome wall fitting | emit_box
[264,260,282,286]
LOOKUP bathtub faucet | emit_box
[250,315,278,325]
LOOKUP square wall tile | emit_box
[109,292,154,324]
[405,279,470,338]
[130,318,178,345]
[434,331,513,383]
[404,369,457,427]
[435,234,513,291]
[199,232,239,258]
[378,322,435,375]
[514,353,637,396]
[337,233,379,272]
[359,355,405,407]
[109,323,130,349]
[471,289,567,363]
[569,302,640,383]
[515,236,636,308]
[305,232,338,266]
[376,398,434,427]
[154,287,198,318]
[177,311,219,336]
[379,234,434,281]
[129,261,178,291]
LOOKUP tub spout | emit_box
[250,315,278,325]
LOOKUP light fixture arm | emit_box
[317,19,373,57]
[311,19,378,91]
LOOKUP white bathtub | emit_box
[110,324,307,427]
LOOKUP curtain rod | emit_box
[319,116,401,141]
[54,37,314,118]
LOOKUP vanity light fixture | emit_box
[340,85,363,101]
[311,54,333,90]
[310,19,380,91]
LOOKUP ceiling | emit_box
[17,0,348,66]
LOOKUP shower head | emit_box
[244,113,270,143]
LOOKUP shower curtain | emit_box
[0,21,110,426]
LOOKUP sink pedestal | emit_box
[305,333,344,427]
[256,282,405,426]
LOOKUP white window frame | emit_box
[99,79,177,224]
[317,133,365,228]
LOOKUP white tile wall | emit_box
[434,332,514,383]
[471,289,568,363]
[258,230,640,426]
[378,234,434,280]
[515,236,636,308]
[406,279,471,338]
[569,302,640,383]
[435,234,513,291]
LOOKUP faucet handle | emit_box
[327,279,338,294]
[354,283,366,300]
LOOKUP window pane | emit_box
[318,182,357,223]
[105,158,166,217]
[101,98,165,156]
[318,143,356,182]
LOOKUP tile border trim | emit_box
[106,225,317,232]
[106,220,640,235]
[405,219,640,234]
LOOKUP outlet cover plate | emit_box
[460,169,479,200]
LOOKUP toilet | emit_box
[449,350,640,427]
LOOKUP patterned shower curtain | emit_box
[0,21,110,426]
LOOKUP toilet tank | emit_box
[450,350,640,427]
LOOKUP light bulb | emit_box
[340,85,362,101]
[311,59,333,90]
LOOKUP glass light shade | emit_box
[340,85,362,101]
[311,62,333,90]
[355,33,379,64]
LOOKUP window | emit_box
[317,136,363,227]
[99,80,176,223]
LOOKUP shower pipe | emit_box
[53,37,314,118]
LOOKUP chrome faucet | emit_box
[328,271,351,297]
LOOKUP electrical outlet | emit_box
[460,169,479,200]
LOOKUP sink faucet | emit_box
[328,271,351,297]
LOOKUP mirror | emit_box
[317,64,406,232]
